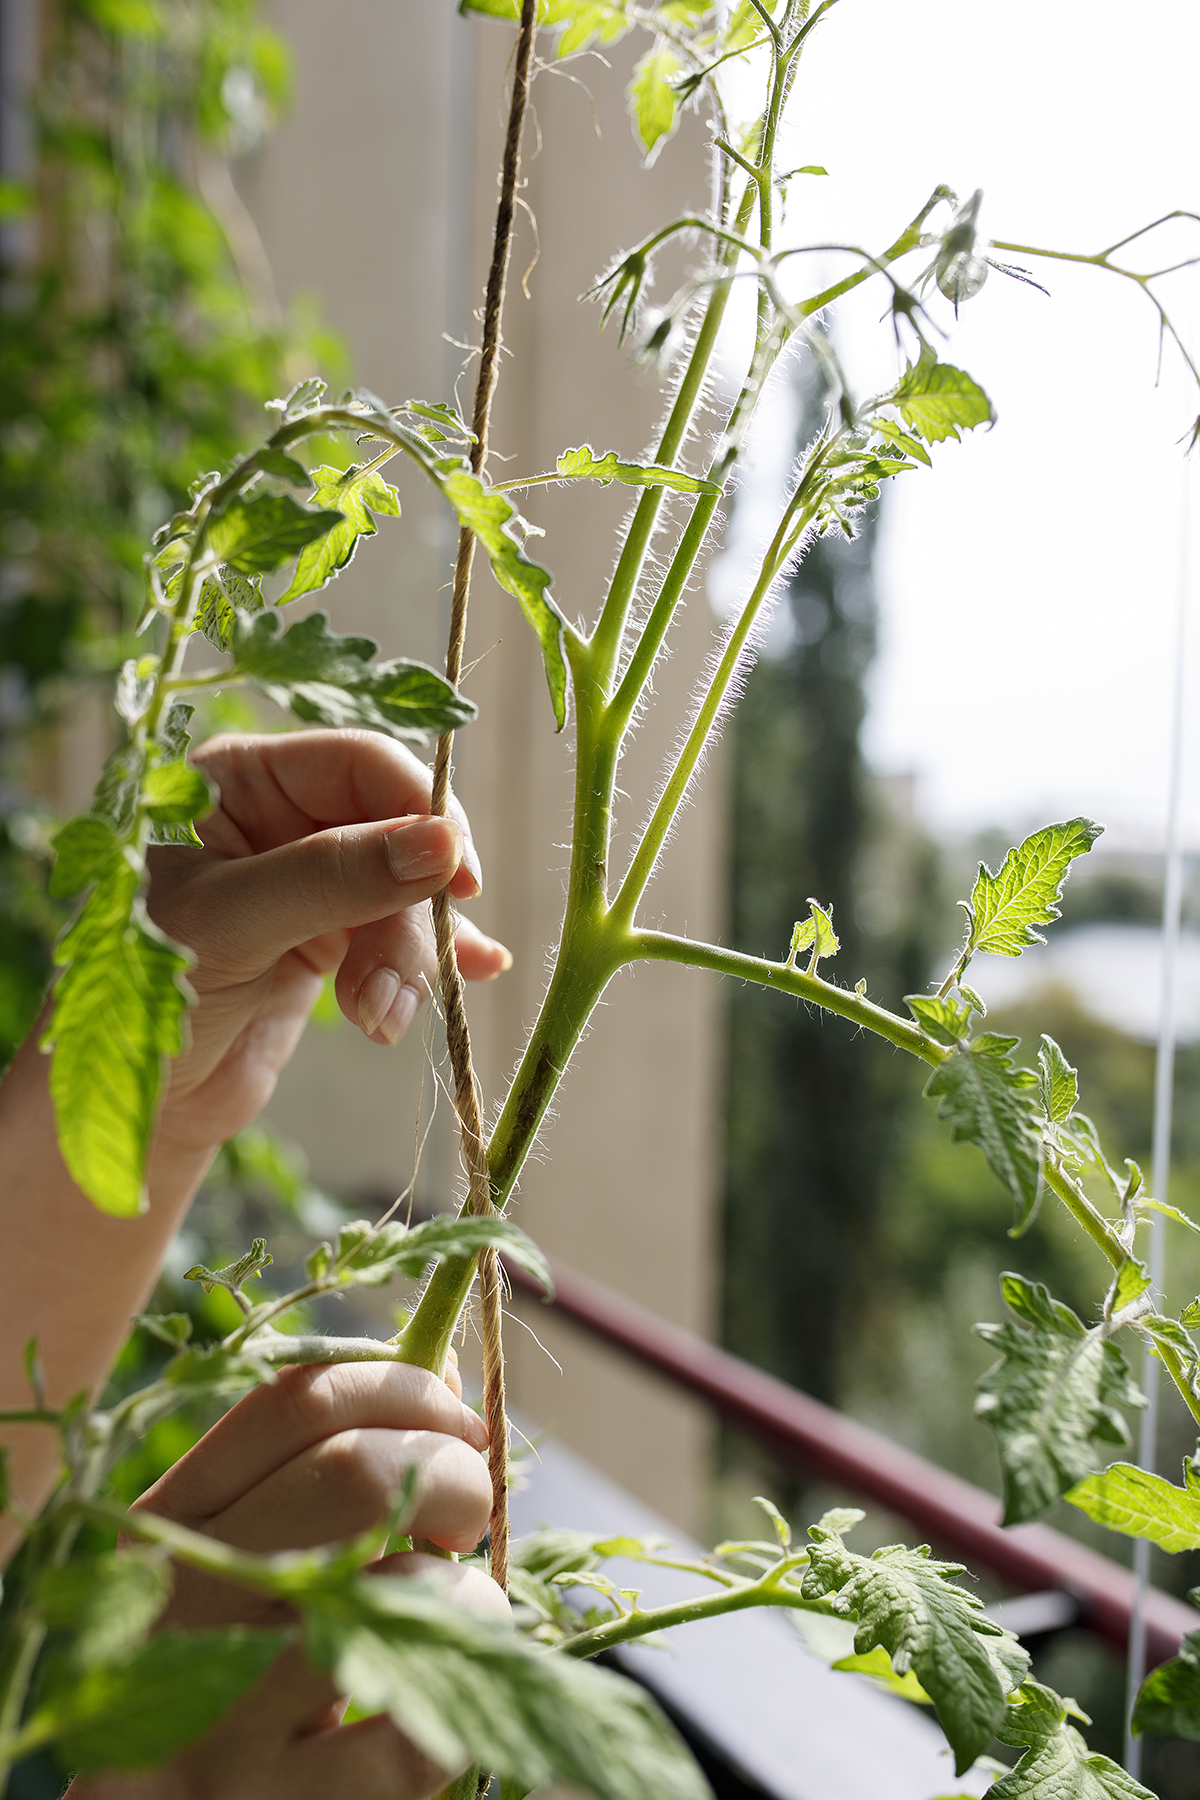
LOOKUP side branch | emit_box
[625,931,944,1065]
[560,1577,832,1661]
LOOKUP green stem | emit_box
[588,179,758,693]
[626,931,944,1064]
[395,922,625,1374]
[160,669,243,694]
[560,1578,830,1660]
[610,482,819,926]
[1043,1162,1127,1270]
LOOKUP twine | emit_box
[428,0,538,1597]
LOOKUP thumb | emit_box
[164,815,465,979]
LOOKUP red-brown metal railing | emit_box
[503,1254,1196,1669]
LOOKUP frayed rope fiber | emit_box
[428,0,538,1598]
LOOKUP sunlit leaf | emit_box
[905,993,973,1045]
[630,45,683,162]
[883,346,995,445]
[554,446,719,494]
[141,758,215,826]
[1067,1457,1200,1554]
[194,569,264,652]
[277,463,401,604]
[42,860,192,1217]
[1037,1034,1078,1123]
[206,493,342,576]
[964,819,1102,958]
[48,816,120,899]
[430,459,567,728]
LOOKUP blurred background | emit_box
[1,0,1198,1790]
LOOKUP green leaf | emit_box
[116,656,158,725]
[1110,1257,1151,1313]
[334,1214,553,1297]
[1037,1034,1079,1123]
[430,458,567,728]
[276,463,402,604]
[28,1627,290,1771]
[92,740,147,837]
[924,1039,1042,1230]
[629,45,683,161]
[264,376,327,418]
[206,494,343,576]
[132,1311,193,1347]
[458,0,632,58]
[831,1644,932,1704]
[303,1574,706,1800]
[194,569,264,652]
[994,1681,1154,1799]
[974,1274,1142,1524]
[141,758,215,826]
[905,993,973,1045]
[49,816,120,898]
[255,447,310,485]
[1067,1458,1200,1553]
[871,417,932,465]
[964,819,1102,958]
[38,1550,172,1669]
[1182,1297,1200,1331]
[41,860,193,1217]
[788,898,839,969]
[1138,1197,1200,1236]
[230,611,476,739]
[883,346,995,445]
[553,446,720,494]
[801,1526,1028,1773]
[1132,1629,1200,1741]
[184,1235,273,1297]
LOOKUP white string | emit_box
[1124,450,1192,1778]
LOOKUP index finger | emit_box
[192,730,482,887]
[135,1360,488,1527]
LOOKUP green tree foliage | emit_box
[723,370,942,1402]
[0,0,332,1067]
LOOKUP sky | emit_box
[711,0,1200,849]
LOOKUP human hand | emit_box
[145,728,509,1162]
[69,1353,507,1800]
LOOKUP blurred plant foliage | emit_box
[0,0,334,1067]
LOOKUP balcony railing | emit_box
[503,1254,1196,1668]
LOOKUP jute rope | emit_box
[429,0,538,1597]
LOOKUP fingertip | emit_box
[461,1405,488,1452]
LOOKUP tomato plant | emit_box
[3,2,1200,1795]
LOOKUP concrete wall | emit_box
[242,3,729,1535]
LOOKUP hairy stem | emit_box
[627,931,943,1063]
[560,1578,830,1660]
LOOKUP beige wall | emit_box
[246,5,729,1535]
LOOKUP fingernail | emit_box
[359,968,400,1038]
[376,984,419,1047]
[385,817,461,884]
[461,1406,489,1451]
[462,836,484,893]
